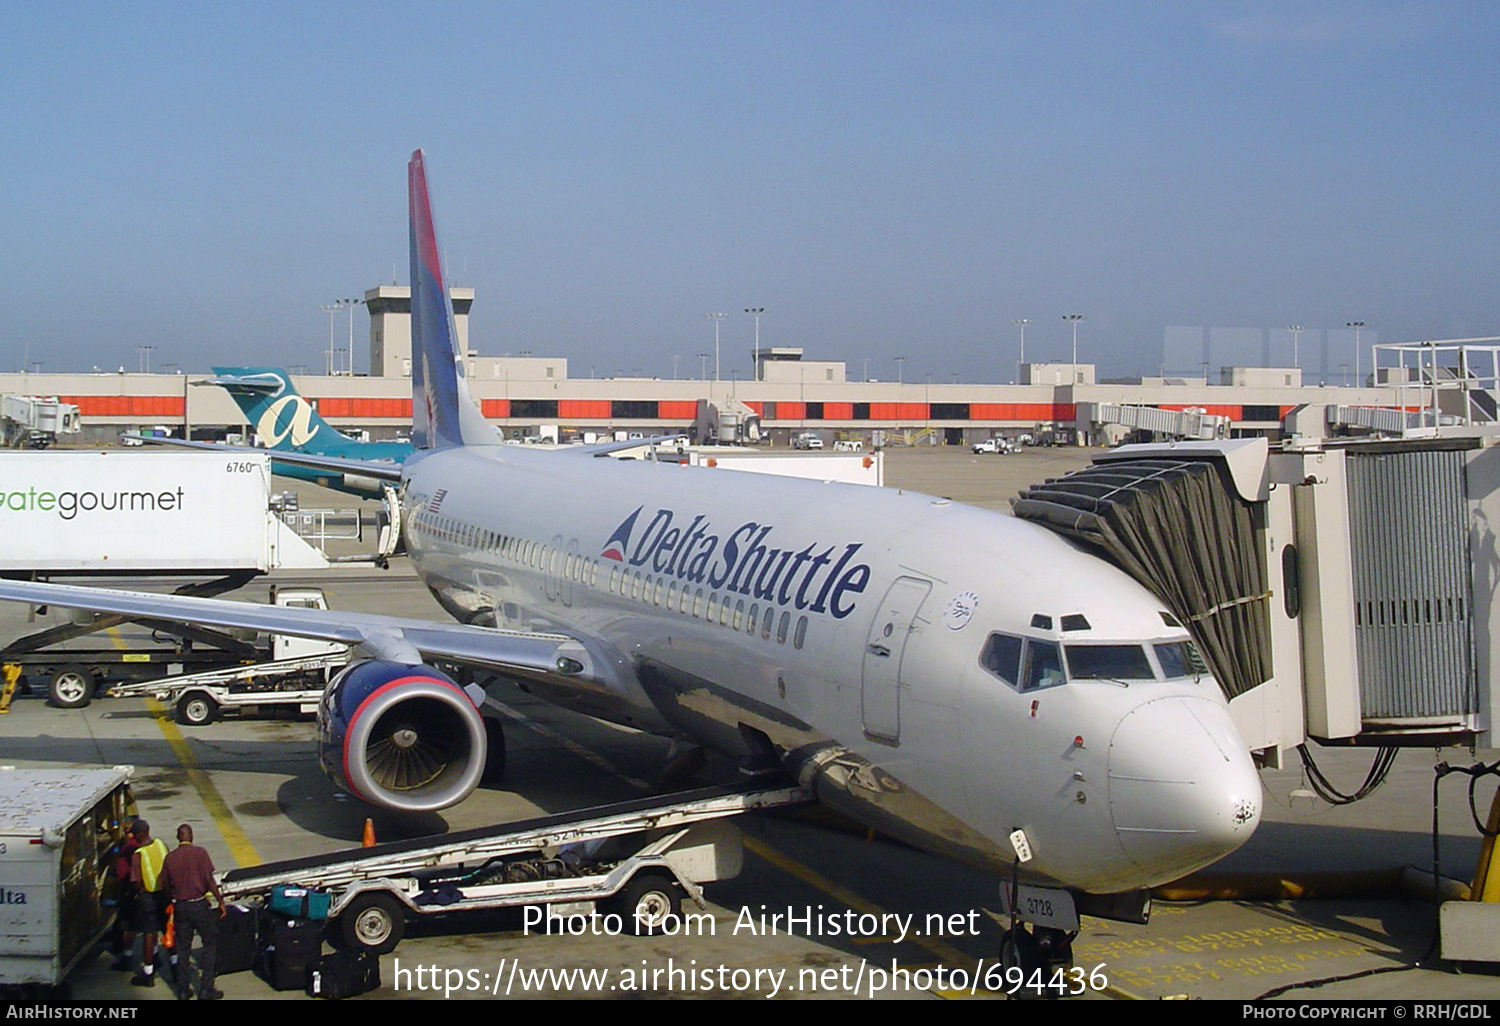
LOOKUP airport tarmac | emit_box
[3,445,1499,1002]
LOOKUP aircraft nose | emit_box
[1107,695,1261,884]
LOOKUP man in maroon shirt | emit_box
[160,824,225,1000]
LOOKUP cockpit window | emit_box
[1065,644,1154,681]
[979,633,1064,691]
[979,633,1023,687]
[1154,640,1206,679]
[1022,640,1065,691]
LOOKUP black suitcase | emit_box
[215,904,259,976]
[307,950,381,999]
[255,912,322,992]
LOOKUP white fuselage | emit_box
[400,443,1262,895]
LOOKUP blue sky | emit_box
[4,1,1497,382]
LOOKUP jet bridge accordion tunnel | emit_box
[1013,436,1500,765]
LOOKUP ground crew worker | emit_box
[128,819,169,988]
[160,823,225,1000]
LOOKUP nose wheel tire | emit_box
[998,924,1075,998]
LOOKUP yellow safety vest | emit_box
[137,839,168,893]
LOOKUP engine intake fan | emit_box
[319,660,486,813]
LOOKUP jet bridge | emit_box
[1076,402,1231,444]
[1014,433,1500,765]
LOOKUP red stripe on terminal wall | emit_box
[558,400,612,419]
[63,395,185,417]
[316,397,414,418]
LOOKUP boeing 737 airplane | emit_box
[203,367,413,497]
[0,152,1262,964]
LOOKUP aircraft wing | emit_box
[120,435,405,484]
[0,579,586,684]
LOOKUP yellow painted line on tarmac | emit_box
[144,696,262,868]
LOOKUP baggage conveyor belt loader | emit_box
[218,782,813,955]
[105,646,352,726]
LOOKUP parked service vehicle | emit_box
[0,767,136,991]
[792,433,823,450]
[7,587,341,714]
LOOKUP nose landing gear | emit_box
[998,923,1076,998]
[997,851,1080,998]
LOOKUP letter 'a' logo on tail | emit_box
[408,150,496,450]
[601,506,643,562]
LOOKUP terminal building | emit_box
[5,288,1487,448]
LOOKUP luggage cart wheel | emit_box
[175,691,219,727]
[340,891,406,955]
[615,873,681,936]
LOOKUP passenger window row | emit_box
[407,505,808,650]
[604,564,810,650]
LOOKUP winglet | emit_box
[408,150,495,449]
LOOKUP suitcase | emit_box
[307,950,381,999]
[216,904,259,975]
[269,884,332,920]
[255,911,323,992]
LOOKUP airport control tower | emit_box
[364,285,475,377]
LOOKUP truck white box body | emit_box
[0,450,325,572]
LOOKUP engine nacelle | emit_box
[318,660,486,813]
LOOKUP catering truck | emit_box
[0,449,325,574]
[0,450,330,709]
[0,766,136,992]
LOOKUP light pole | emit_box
[1286,325,1304,370]
[895,355,906,385]
[705,313,726,383]
[342,298,360,375]
[1011,318,1031,383]
[136,345,154,374]
[698,353,709,381]
[1347,321,1366,388]
[1063,315,1085,384]
[744,307,765,379]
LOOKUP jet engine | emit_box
[318,660,487,813]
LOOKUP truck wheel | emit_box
[340,892,405,954]
[48,665,94,709]
[175,692,218,727]
[616,873,681,936]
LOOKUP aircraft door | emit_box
[861,576,932,743]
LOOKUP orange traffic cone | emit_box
[362,818,376,847]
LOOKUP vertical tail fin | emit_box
[408,149,494,449]
[208,367,354,452]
